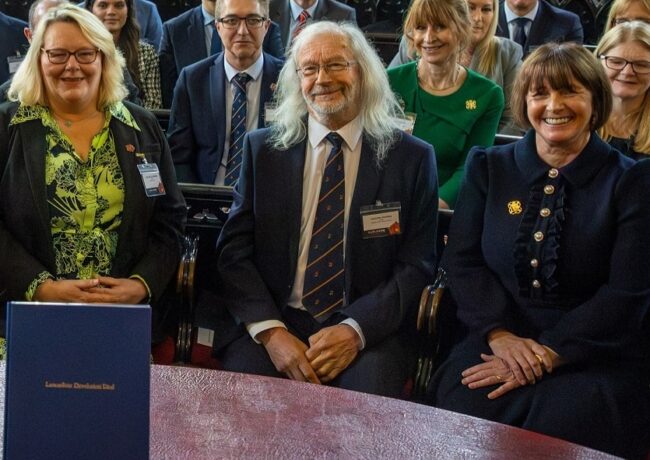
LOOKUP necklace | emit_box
[417,61,461,93]
[52,110,102,128]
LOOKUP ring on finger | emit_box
[495,374,502,382]
[534,354,543,365]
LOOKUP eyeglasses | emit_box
[600,55,650,74]
[296,61,356,79]
[613,17,650,26]
[217,15,267,29]
[41,48,100,64]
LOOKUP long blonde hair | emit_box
[596,21,650,154]
[8,4,127,108]
[471,0,500,76]
[605,0,650,32]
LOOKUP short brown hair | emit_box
[402,0,471,58]
[511,42,612,131]
[215,0,269,19]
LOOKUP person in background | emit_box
[597,21,650,159]
[387,0,504,209]
[388,0,522,134]
[0,0,142,105]
[429,43,650,459]
[85,0,162,109]
[605,0,650,31]
[134,0,162,49]
[496,0,582,56]
[269,0,356,48]
[212,21,437,398]
[0,4,185,337]
[167,0,283,185]
[159,0,284,108]
[0,12,29,85]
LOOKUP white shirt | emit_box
[214,54,264,186]
[201,6,216,56]
[504,0,539,40]
[246,115,367,349]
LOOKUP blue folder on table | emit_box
[4,302,150,460]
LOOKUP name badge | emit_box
[264,102,278,127]
[360,202,401,239]
[137,163,166,197]
[7,55,24,75]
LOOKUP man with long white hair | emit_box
[212,21,438,397]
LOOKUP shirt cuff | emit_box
[25,271,54,301]
[129,274,152,303]
[246,320,288,344]
[341,318,366,350]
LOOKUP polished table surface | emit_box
[0,362,616,459]
[148,365,616,459]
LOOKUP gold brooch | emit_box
[507,200,523,215]
[465,99,477,110]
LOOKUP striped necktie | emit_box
[302,132,345,321]
[291,10,310,44]
[225,72,252,186]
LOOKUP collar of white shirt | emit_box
[307,115,363,152]
[223,53,265,82]
[504,0,539,23]
[290,0,319,21]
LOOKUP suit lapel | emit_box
[111,115,145,267]
[525,2,546,52]
[258,54,275,128]
[284,140,306,285]
[209,54,227,183]
[314,0,328,18]
[189,6,210,62]
[276,0,292,46]
[22,122,56,268]
[345,136,382,295]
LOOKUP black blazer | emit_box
[0,101,186,305]
[496,0,583,55]
[213,127,438,349]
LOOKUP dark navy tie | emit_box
[302,133,345,321]
[225,73,252,186]
[512,17,530,49]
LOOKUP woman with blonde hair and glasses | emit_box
[387,0,504,209]
[1,4,185,337]
[605,0,650,31]
[596,21,650,159]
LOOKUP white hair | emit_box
[269,21,404,163]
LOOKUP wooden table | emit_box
[147,365,616,459]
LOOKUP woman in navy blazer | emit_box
[0,5,185,332]
[430,43,650,458]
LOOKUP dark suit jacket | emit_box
[496,0,583,55]
[214,127,438,349]
[0,101,186,306]
[159,5,284,107]
[0,13,28,85]
[167,52,283,184]
[270,0,357,46]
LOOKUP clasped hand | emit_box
[258,325,361,385]
[461,330,560,399]
[34,276,147,304]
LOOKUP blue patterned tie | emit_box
[303,133,345,321]
[512,17,530,49]
[225,73,252,186]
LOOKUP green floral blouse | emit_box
[9,102,141,299]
